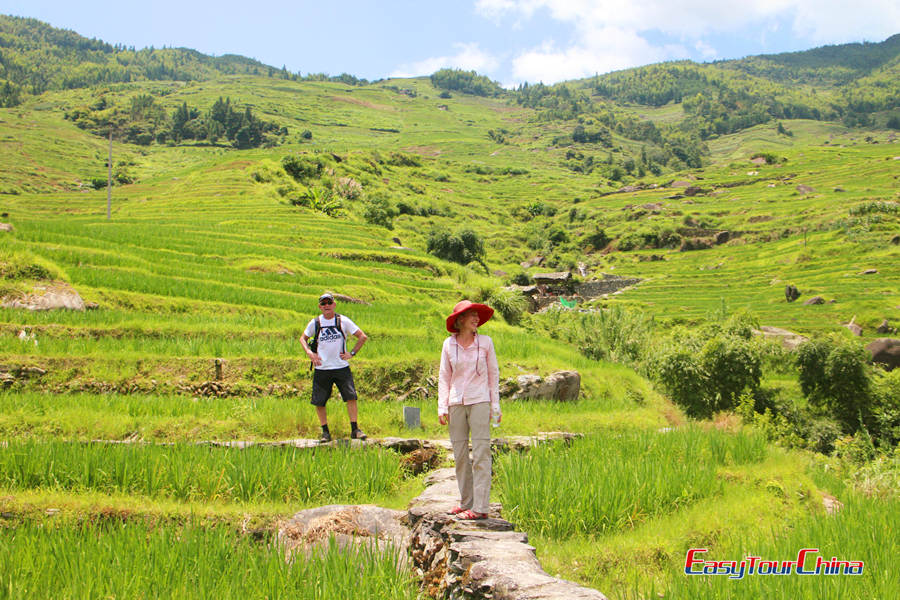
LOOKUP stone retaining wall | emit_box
[406,468,607,599]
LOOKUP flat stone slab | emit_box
[407,468,607,600]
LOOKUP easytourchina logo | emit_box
[685,548,864,579]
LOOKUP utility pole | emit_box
[107,127,112,220]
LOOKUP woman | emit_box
[438,299,501,520]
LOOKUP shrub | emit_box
[700,337,761,409]
[426,229,486,266]
[300,129,313,140]
[362,194,396,229]
[333,177,363,200]
[798,338,873,433]
[508,271,532,286]
[872,369,900,447]
[487,288,527,325]
[657,334,761,419]
[282,155,323,182]
[385,152,421,167]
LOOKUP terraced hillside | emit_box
[1,20,899,600]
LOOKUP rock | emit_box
[833,187,846,192]
[891,235,900,245]
[1,282,85,311]
[803,296,825,305]
[822,494,843,515]
[844,322,863,336]
[333,293,371,306]
[796,184,816,194]
[877,320,892,334]
[754,326,809,351]
[520,256,544,269]
[866,338,900,371]
[683,186,707,197]
[860,269,878,275]
[0,223,12,232]
[503,371,580,402]
[670,180,692,188]
[714,231,731,245]
[279,504,411,557]
[785,284,801,303]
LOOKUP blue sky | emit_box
[5,0,900,87]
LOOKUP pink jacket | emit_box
[438,334,500,417]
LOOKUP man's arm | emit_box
[340,329,367,360]
[300,333,322,367]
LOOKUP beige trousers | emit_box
[448,402,492,514]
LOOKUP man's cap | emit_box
[318,292,335,303]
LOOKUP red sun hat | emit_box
[446,300,494,333]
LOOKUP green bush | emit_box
[872,369,900,446]
[581,228,610,250]
[282,155,323,182]
[426,229,486,266]
[508,271,532,286]
[487,288,527,325]
[657,334,761,419]
[362,194,396,230]
[798,338,873,433]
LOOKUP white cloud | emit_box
[694,40,718,60]
[476,0,900,83]
[511,28,665,83]
[390,43,500,78]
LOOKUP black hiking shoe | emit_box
[350,429,367,440]
[319,430,332,443]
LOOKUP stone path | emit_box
[279,435,607,600]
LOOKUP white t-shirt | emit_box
[304,315,360,370]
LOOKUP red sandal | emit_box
[457,509,488,520]
[448,506,467,515]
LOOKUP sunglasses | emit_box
[319,299,334,306]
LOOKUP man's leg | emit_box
[335,367,365,438]
[311,369,333,441]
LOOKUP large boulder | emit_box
[785,284,801,302]
[278,504,410,557]
[866,338,900,371]
[803,296,825,305]
[1,282,85,311]
[754,326,809,351]
[502,371,581,402]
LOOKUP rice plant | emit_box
[662,492,899,600]
[495,427,767,538]
[0,521,421,600]
[0,441,404,504]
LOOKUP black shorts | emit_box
[311,366,357,406]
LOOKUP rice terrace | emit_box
[1,10,900,600]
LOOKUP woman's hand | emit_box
[439,414,448,426]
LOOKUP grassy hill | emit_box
[1,17,898,600]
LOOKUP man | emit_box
[300,292,369,442]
